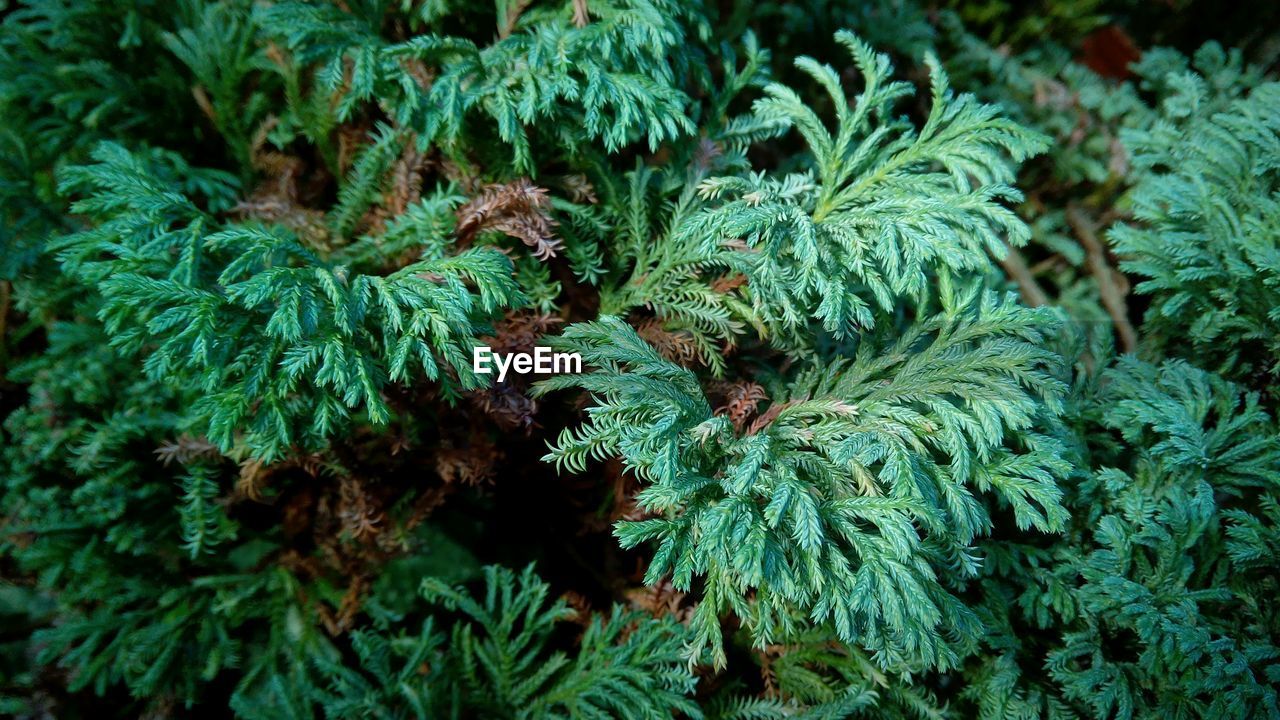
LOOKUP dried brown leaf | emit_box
[435,443,503,485]
[745,399,801,436]
[636,318,700,366]
[338,475,384,542]
[711,381,768,432]
[624,580,690,621]
[456,179,562,260]
[560,173,597,204]
[155,435,221,466]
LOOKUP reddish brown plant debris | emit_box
[316,574,369,635]
[745,399,802,436]
[1079,25,1141,80]
[625,579,690,622]
[338,475,385,542]
[710,273,748,293]
[236,459,268,502]
[470,384,540,433]
[233,117,329,246]
[561,590,593,625]
[456,179,562,260]
[482,312,563,356]
[635,318,701,366]
[337,122,373,176]
[154,435,221,466]
[693,137,723,174]
[281,486,316,539]
[235,452,325,503]
[560,173,598,204]
[434,442,503,486]
[359,140,431,236]
[759,644,783,698]
[604,459,646,523]
[498,0,534,38]
[401,57,434,91]
[465,312,563,430]
[404,485,455,531]
[710,381,768,432]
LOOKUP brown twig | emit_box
[0,279,11,368]
[997,242,1050,308]
[1066,204,1137,353]
[572,0,590,28]
[498,0,534,38]
[745,399,803,436]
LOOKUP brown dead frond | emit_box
[191,85,215,123]
[236,459,268,501]
[710,273,748,293]
[337,122,372,177]
[280,486,315,539]
[234,191,327,247]
[745,399,802,436]
[471,384,540,432]
[317,574,369,636]
[624,579,690,622]
[635,318,700,366]
[560,173,597,204]
[233,452,324,502]
[234,117,329,247]
[466,312,561,430]
[484,312,562,355]
[435,442,503,486]
[710,381,768,432]
[337,475,385,542]
[359,140,430,236]
[388,432,413,456]
[404,485,455,531]
[760,645,782,697]
[155,435,221,466]
[385,143,427,216]
[456,179,562,260]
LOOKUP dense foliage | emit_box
[2,1,1277,718]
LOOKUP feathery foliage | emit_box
[3,1,1279,718]
[52,142,521,461]
[257,0,702,172]
[238,565,700,719]
[538,282,1070,669]
[1111,76,1280,381]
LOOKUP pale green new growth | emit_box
[601,34,1048,368]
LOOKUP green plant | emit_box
[3,2,1279,718]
